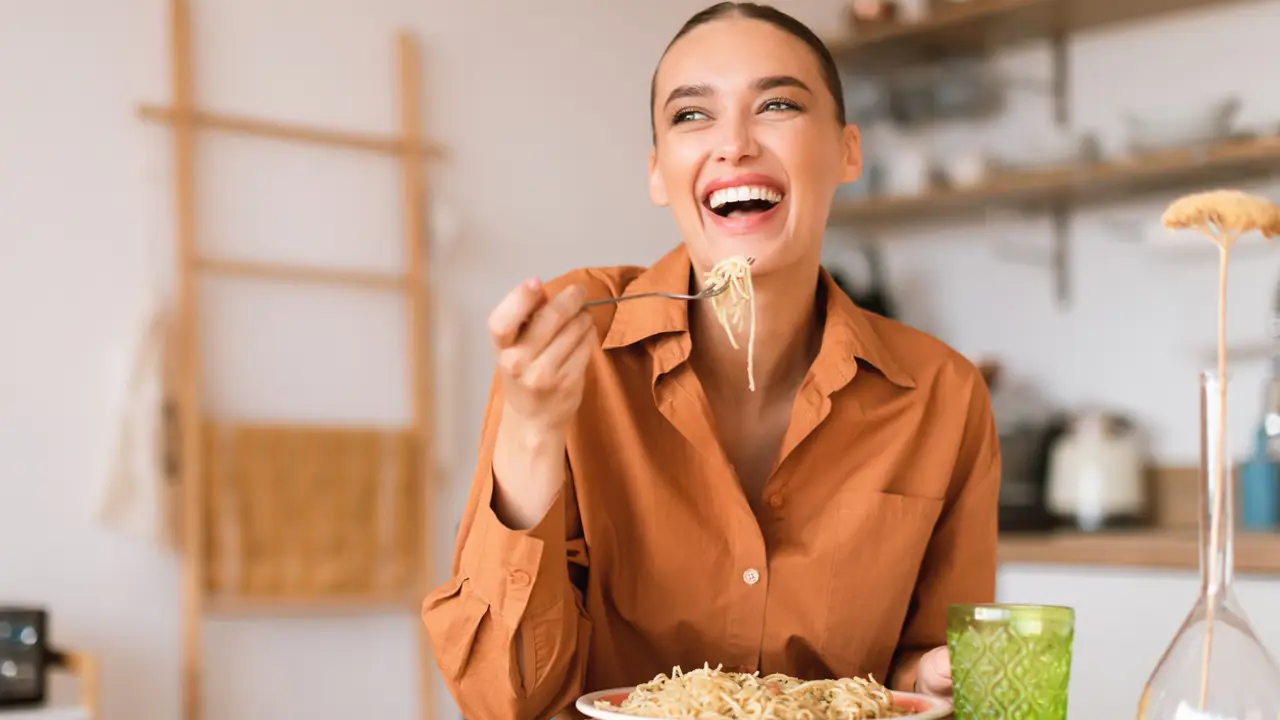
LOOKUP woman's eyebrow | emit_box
[754,75,811,94]
[663,82,714,109]
[662,75,811,110]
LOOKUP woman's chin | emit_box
[696,202,792,260]
[685,223,805,277]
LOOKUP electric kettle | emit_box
[1046,411,1149,531]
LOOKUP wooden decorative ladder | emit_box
[137,2,441,719]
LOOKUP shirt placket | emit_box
[650,336,771,674]
[752,354,856,673]
[727,510,769,673]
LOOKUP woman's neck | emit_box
[689,261,823,404]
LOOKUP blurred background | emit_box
[4,0,1280,718]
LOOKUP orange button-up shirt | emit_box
[423,245,1000,720]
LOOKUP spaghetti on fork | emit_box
[704,255,757,392]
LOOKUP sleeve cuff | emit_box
[458,468,567,631]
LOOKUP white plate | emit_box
[576,685,953,720]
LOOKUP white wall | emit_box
[2,1,1279,719]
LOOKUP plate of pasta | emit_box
[576,664,952,720]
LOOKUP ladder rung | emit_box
[138,104,444,159]
[198,257,406,291]
[204,591,420,618]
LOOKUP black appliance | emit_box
[826,243,896,320]
[997,415,1069,532]
[0,607,48,708]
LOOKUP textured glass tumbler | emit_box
[946,604,1075,720]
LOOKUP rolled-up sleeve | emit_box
[422,374,591,720]
[889,367,1001,691]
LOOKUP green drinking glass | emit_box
[946,603,1075,720]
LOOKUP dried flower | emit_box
[1161,189,1280,246]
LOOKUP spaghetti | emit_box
[704,255,757,392]
[594,663,904,719]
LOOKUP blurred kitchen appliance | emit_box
[827,244,896,319]
[983,361,1064,532]
[0,607,47,708]
[1046,411,1148,531]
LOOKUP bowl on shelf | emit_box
[1122,97,1240,154]
[932,58,1006,120]
[992,131,1102,172]
[848,0,898,23]
[940,152,991,188]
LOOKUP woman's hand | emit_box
[487,278,596,529]
[489,279,595,433]
[914,646,953,698]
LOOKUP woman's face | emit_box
[649,16,861,277]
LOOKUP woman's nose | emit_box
[712,115,758,164]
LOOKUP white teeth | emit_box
[708,185,784,209]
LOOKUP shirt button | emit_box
[742,568,760,585]
[769,494,784,508]
[509,569,531,587]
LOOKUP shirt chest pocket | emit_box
[819,490,944,675]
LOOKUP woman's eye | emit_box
[761,98,801,113]
[672,108,709,124]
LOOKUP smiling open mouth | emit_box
[706,186,784,219]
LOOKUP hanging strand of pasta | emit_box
[705,255,757,392]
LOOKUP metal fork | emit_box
[583,257,753,308]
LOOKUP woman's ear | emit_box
[649,148,669,206]
[839,124,863,184]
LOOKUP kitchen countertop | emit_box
[0,708,88,719]
[999,528,1280,574]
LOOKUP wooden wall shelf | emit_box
[999,529,1280,574]
[827,0,1242,72]
[829,134,1280,228]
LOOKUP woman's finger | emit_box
[519,284,587,356]
[488,278,546,349]
[556,328,597,385]
[521,312,594,388]
[497,344,533,381]
[916,647,953,696]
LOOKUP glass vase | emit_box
[1137,371,1280,720]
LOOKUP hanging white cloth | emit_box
[96,285,179,551]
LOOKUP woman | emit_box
[422,4,1000,720]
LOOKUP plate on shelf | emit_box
[576,686,953,720]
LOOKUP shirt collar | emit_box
[601,244,692,350]
[601,244,916,390]
[816,268,916,391]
